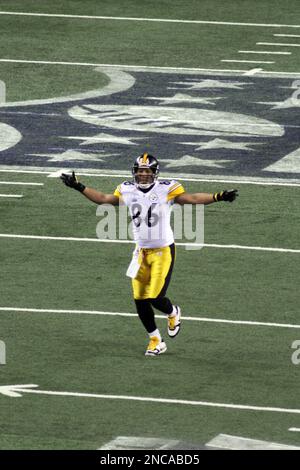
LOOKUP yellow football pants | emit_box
[132,244,176,300]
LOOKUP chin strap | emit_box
[134,177,155,189]
[134,174,158,189]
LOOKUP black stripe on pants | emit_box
[134,299,157,334]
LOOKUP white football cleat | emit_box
[168,306,181,338]
[145,336,167,356]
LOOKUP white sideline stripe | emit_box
[0,58,249,72]
[0,169,47,175]
[1,307,300,330]
[257,42,300,47]
[47,170,67,178]
[0,182,43,186]
[289,428,300,432]
[0,11,300,28]
[1,59,300,76]
[1,168,300,187]
[238,50,291,55]
[12,392,300,415]
[203,243,300,253]
[0,194,23,198]
[3,384,300,416]
[0,233,299,253]
[243,68,264,76]
[221,60,275,64]
[274,34,300,38]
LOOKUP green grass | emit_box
[0,173,300,448]
[0,16,299,72]
[0,309,300,449]
[0,235,299,322]
[0,0,300,450]
[0,0,300,103]
[0,0,299,24]
[1,173,300,249]
[0,64,109,102]
[1,174,299,325]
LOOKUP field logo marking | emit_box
[291,340,300,365]
[0,340,6,365]
[263,80,300,173]
[0,80,5,103]
[0,68,299,180]
[206,433,300,450]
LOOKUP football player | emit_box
[61,153,238,356]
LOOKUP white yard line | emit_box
[47,170,67,178]
[0,169,47,175]
[289,428,300,432]
[0,182,43,186]
[1,307,300,330]
[0,58,252,73]
[274,34,300,38]
[1,59,300,77]
[243,68,264,76]
[0,233,299,253]
[257,42,300,47]
[0,168,300,187]
[221,60,275,64]
[238,50,291,55]
[202,243,300,254]
[0,194,23,198]
[1,384,300,415]
[0,11,299,28]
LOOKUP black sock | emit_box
[149,297,173,315]
[134,299,157,333]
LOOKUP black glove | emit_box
[213,189,238,203]
[60,171,85,193]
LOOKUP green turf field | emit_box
[0,172,300,449]
[0,0,300,451]
[1,0,300,101]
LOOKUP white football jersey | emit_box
[114,180,185,248]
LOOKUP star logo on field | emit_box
[168,79,252,90]
[177,138,261,151]
[160,154,233,169]
[27,150,118,163]
[62,133,144,146]
[145,93,223,106]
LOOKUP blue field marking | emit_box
[0,69,299,179]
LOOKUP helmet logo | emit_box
[140,153,149,166]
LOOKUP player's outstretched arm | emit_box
[60,171,119,205]
[175,189,238,205]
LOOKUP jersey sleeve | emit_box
[113,184,122,198]
[167,181,185,201]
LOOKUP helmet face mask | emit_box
[132,153,159,189]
